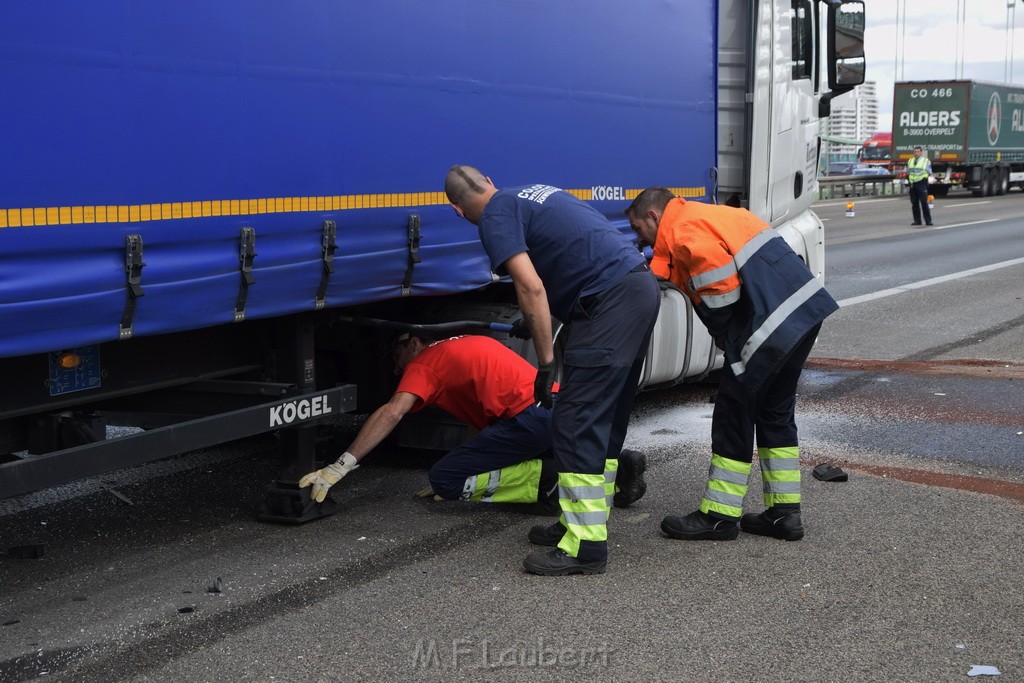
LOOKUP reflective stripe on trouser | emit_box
[460,459,543,503]
[759,446,800,506]
[557,472,609,558]
[604,458,617,517]
[698,454,751,519]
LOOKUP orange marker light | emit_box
[56,352,81,369]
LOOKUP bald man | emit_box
[446,165,659,576]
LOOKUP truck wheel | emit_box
[996,169,1009,196]
[984,168,995,196]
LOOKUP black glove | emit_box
[534,361,555,408]
[509,318,532,340]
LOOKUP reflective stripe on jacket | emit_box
[651,198,838,391]
[907,156,931,182]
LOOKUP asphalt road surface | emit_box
[1,191,1022,682]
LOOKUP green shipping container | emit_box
[892,80,1024,165]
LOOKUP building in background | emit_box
[820,80,880,174]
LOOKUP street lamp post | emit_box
[1010,0,1017,83]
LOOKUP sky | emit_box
[861,0,1024,129]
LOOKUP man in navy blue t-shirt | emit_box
[445,164,660,576]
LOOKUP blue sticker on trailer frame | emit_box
[48,346,102,396]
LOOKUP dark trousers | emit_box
[428,404,552,500]
[710,323,821,464]
[553,267,660,476]
[909,180,932,224]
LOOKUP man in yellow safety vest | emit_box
[907,146,933,226]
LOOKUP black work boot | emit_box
[528,520,566,546]
[523,548,606,576]
[661,510,739,541]
[741,506,804,541]
[614,449,647,508]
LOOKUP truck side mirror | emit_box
[819,0,865,117]
[828,1,865,89]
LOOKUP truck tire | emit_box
[971,168,986,197]
[984,168,995,196]
[996,168,1009,196]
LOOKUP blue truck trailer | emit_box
[0,1,865,515]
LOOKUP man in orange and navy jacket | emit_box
[625,188,838,542]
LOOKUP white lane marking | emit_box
[943,201,991,208]
[829,217,999,245]
[929,219,998,230]
[821,218,831,221]
[837,257,1024,307]
[816,197,901,208]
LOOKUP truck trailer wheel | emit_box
[996,168,1009,196]
[985,168,996,196]
[971,169,987,197]
[974,169,990,197]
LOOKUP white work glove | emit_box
[298,452,359,503]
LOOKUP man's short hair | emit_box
[914,146,923,152]
[391,329,441,349]
[445,165,488,205]
[624,187,676,218]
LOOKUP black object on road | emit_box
[812,462,848,482]
[7,544,46,559]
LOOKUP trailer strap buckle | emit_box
[315,220,337,310]
[235,227,256,322]
[119,234,145,339]
[401,214,421,296]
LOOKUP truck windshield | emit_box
[861,147,890,160]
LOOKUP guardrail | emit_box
[817,174,903,200]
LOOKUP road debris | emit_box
[177,606,195,614]
[6,544,46,559]
[101,484,133,506]
[207,577,223,594]
[812,463,848,482]
[967,664,1001,677]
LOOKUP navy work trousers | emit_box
[711,323,821,464]
[553,266,660,477]
[909,179,932,224]
[428,404,552,500]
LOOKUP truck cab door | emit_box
[748,0,817,223]
[771,1,818,223]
